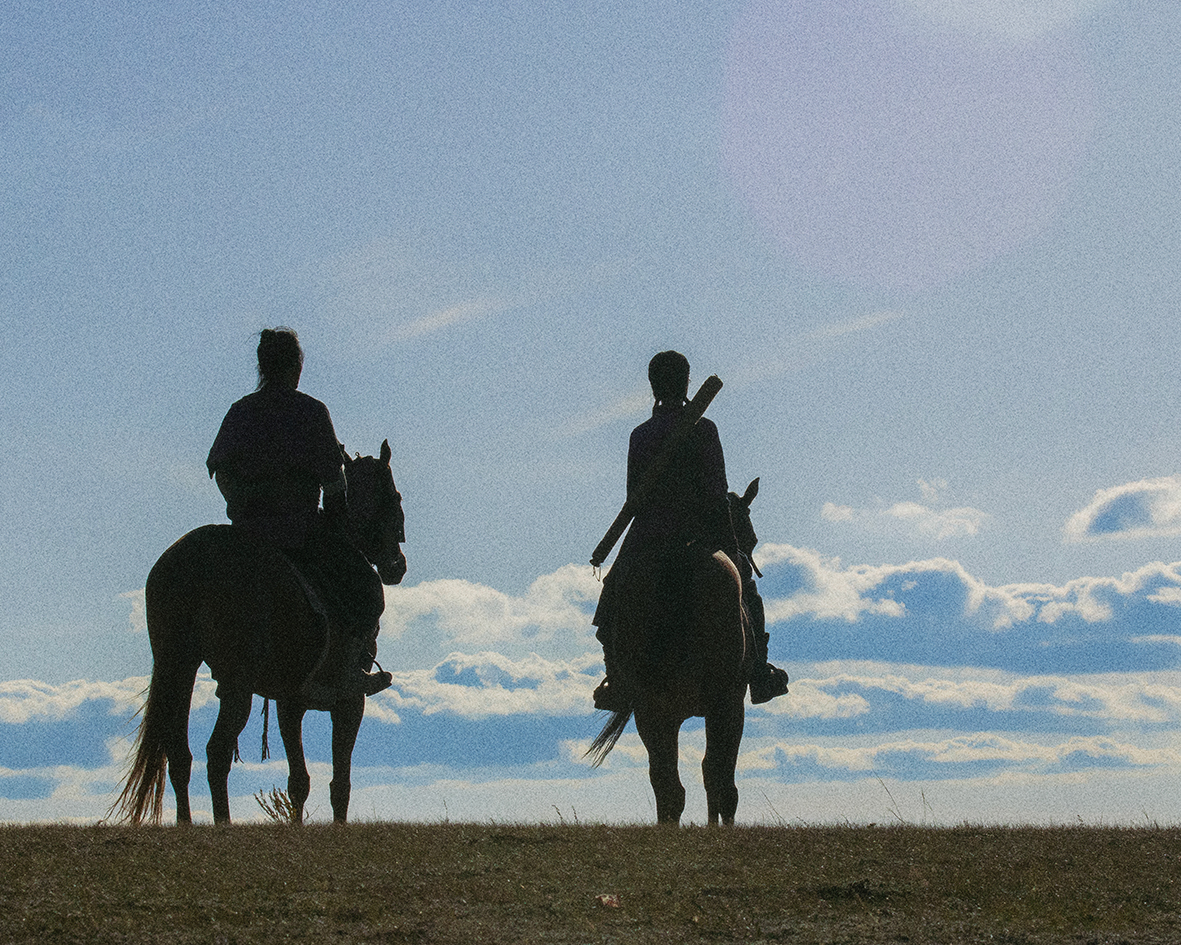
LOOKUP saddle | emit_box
[603,540,713,682]
[195,525,337,703]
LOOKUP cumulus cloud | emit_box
[382,564,601,667]
[739,733,1174,784]
[766,664,1181,734]
[0,678,149,724]
[757,546,1181,673]
[822,479,988,541]
[1065,476,1181,542]
[384,651,601,719]
[120,589,146,634]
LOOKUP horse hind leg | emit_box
[702,700,745,826]
[206,687,254,824]
[328,692,365,823]
[276,700,310,824]
[635,711,685,825]
[163,658,201,825]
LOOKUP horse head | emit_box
[728,477,761,577]
[342,439,407,585]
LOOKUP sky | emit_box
[5,0,1181,826]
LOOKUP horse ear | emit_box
[380,439,391,464]
[742,477,760,507]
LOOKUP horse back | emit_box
[146,525,327,699]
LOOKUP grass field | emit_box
[3,821,1181,943]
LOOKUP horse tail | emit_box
[586,708,633,768]
[108,669,170,825]
[110,538,204,825]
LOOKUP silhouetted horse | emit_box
[112,441,405,825]
[587,478,761,825]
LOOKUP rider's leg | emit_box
[592,623,627,712]
[744,581,789,704]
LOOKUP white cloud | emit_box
[382,564,600,659]
[757,545,1026,627]
[383,651,601,719]
[120,589,146,634]
[736,310,908,387]
[822,479,988,541]
[0,678,148,724]
[380,296,513,344]
[559,387,653,437]
[758,543,1181,636]
[758,545,910,623]
[740,732,1178,780]
[812,310,906,340]
[768,665,1181,727]
[1065,476,1181,542]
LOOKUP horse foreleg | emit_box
[205,688,253,824]
[276,701,310,824]
[329,692,365,823]
[635,710,685,825]
[703,698,745,826]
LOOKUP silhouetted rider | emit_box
[206,327,391,700]
[592,350,789,710]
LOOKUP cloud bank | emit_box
[9,545,1181,825]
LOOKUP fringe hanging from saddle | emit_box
[260,698,270,761]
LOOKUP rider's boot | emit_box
[302,627,391,705]
[745,591,789,704]
[593,645,628,712]
[749,655,790,704]
[347,628,392,697]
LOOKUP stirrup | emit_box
[360,659,393,697]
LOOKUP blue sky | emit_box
[5,0,1181,825]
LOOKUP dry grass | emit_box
[2,821,1181,943]
[253,787,300,826]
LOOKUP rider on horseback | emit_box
[592,350,790,711]
[206,328,393,701]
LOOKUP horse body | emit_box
[589,479,761,825]
[113,442,404,825]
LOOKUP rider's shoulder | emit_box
[236,386,329,413]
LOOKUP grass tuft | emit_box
[253,785,300,825]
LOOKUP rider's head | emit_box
[648,350,690,406]
[256,327,304,390]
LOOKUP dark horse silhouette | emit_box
[111,441,405,825]
[587,478,762,825]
